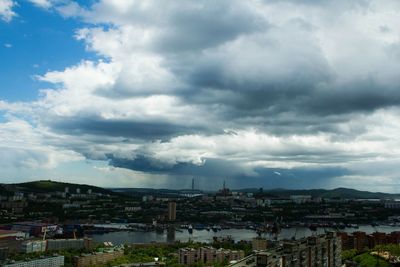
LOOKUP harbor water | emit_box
[89,225,400,245]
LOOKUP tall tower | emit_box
[168,202,177,221]
[191,178,195,191]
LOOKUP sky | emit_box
[1,0,400,191]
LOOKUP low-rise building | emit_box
[11,222,58,237]
[21,240,46,253]
[290,195,312,204]
[2,255,64,267]
[0,230,27,240]
[47,238,92,251]
[0,238,23,253]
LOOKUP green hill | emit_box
[10,180,116,195]
[241,187,399,199]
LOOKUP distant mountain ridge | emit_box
[0,180,398,199]
[237,187,400,199]
[0,180,117,196]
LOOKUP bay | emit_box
[89,225,400,245]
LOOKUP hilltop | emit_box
[239,187,400,199]
[1,180,398,200]
[1,180,117,196]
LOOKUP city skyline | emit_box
[1,0,400,192]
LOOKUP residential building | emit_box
[384,201,400,209]
[289,195,312,204]
[2,255,64,267]
[230,232,342,267]
[340,231,400,251]
[179,247,244,266]
[252,238,268,251]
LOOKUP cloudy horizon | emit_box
[1,0,400,192]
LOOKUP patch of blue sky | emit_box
[0,1,99,102]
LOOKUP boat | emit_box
[188,225,193,234]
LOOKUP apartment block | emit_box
[340,231,400,251]
[179,247,244,266]
[2,255,64,267]
[230,232,342,267]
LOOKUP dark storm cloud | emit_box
[108,156,247,178]
[89,0,266,53]
[152,3,267,53]
[108,154,352,190]
[309,82,400,115]
[46,116,213,140]
[265,0,370,8]
[72,0,400,139]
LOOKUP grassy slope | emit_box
[12,180,115,195]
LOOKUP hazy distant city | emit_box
[2,0,400,266]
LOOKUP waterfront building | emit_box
[11,222,58,237]
[0,230,26,239]
[47,238,92,251]
[21,240,46,253]
[2,255,64,267]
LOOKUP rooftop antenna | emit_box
[223,180,226,190]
